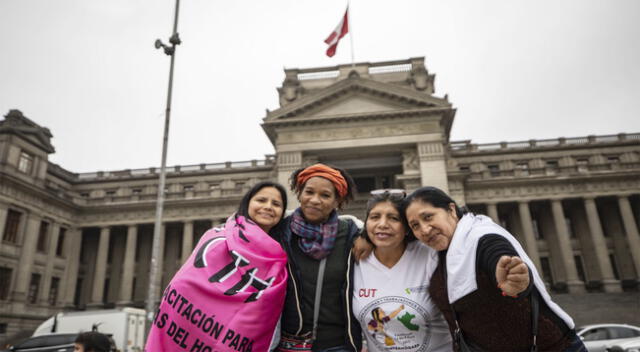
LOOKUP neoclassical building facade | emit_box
[1,57,639,341]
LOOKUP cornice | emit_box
[265,76,451,121]
[262,107,456,144]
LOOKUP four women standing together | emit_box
[146,163,585,352]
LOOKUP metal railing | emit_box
[450,133,638,153]
[76,158,274,180]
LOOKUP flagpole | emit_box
[348,0,355,68]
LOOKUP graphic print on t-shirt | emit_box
[359,296,429,352]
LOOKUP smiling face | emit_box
[298,176,340,224]
[247,186,284,233]
[405,200,459,251]
[366,201,406,252]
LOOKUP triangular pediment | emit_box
[0,110,55,153]
[305,93,410,118]
[264,76,451,122]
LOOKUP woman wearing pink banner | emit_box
[278,163,363,352]
[145,181,289,352]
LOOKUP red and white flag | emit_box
[324,8,349,57]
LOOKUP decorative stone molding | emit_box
[277,151,302,168]
[408,61,434,94]
[278,71,302,107]
[417,141,445,161]
[402,148,419,175]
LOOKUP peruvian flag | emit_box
[324,8,349,57]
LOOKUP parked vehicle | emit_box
[3,333,77,352]
[577,324,640,352]
[32,308,145,352]
[606,336,640,352]
[3,333,117,352]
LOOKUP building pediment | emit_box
[264,75,451,122]
[0,109,55,153]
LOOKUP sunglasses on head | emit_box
[370,188,406,198]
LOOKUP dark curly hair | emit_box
[288,164,357,208]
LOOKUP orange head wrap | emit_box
[296,164,348,199]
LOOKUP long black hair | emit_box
[236,181,288,231]
[402,186,467,219]
[362,191,415,246]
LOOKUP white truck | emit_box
[32,307,146,352]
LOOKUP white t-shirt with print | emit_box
[352,241,451,352]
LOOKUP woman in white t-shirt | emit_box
[351,190,452,352]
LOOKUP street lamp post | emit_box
[145,0,181,334]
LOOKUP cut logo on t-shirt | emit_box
[358,296,430,352]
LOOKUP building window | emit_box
[132,188,142,195]
[487,164,500,177]
[516,162,529,176]
[0,323,7,334]
[27,273,41,304]
[36,221,49,253]
[459,165,470,172]
[2,209,22,243]
[49,277,60,305]
[607,156,620,163]
[80,192,90,198]
[184,185,194,192]
[0,267,12,300]
[56,228,66,257]
[18,151,34,174]
[546,160,559,174]
[105,190,116,196]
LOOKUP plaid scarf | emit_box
[290,208,339,260]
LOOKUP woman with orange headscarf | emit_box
[277,163,363,352]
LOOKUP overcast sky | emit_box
[1,0,639,173]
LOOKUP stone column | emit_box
[89,226,111,307]
[118,225,138,306]
[61,228,82,309]
[486,203,499,223]
[618,196,640,278]
[181,221,194,264]
[517,201,541,271]
[12,213,41,302]
[550,199,585,293]
[417,142,449,193]
[277,151,303,209]
[583,197,622,292]
[38,222,60,305]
